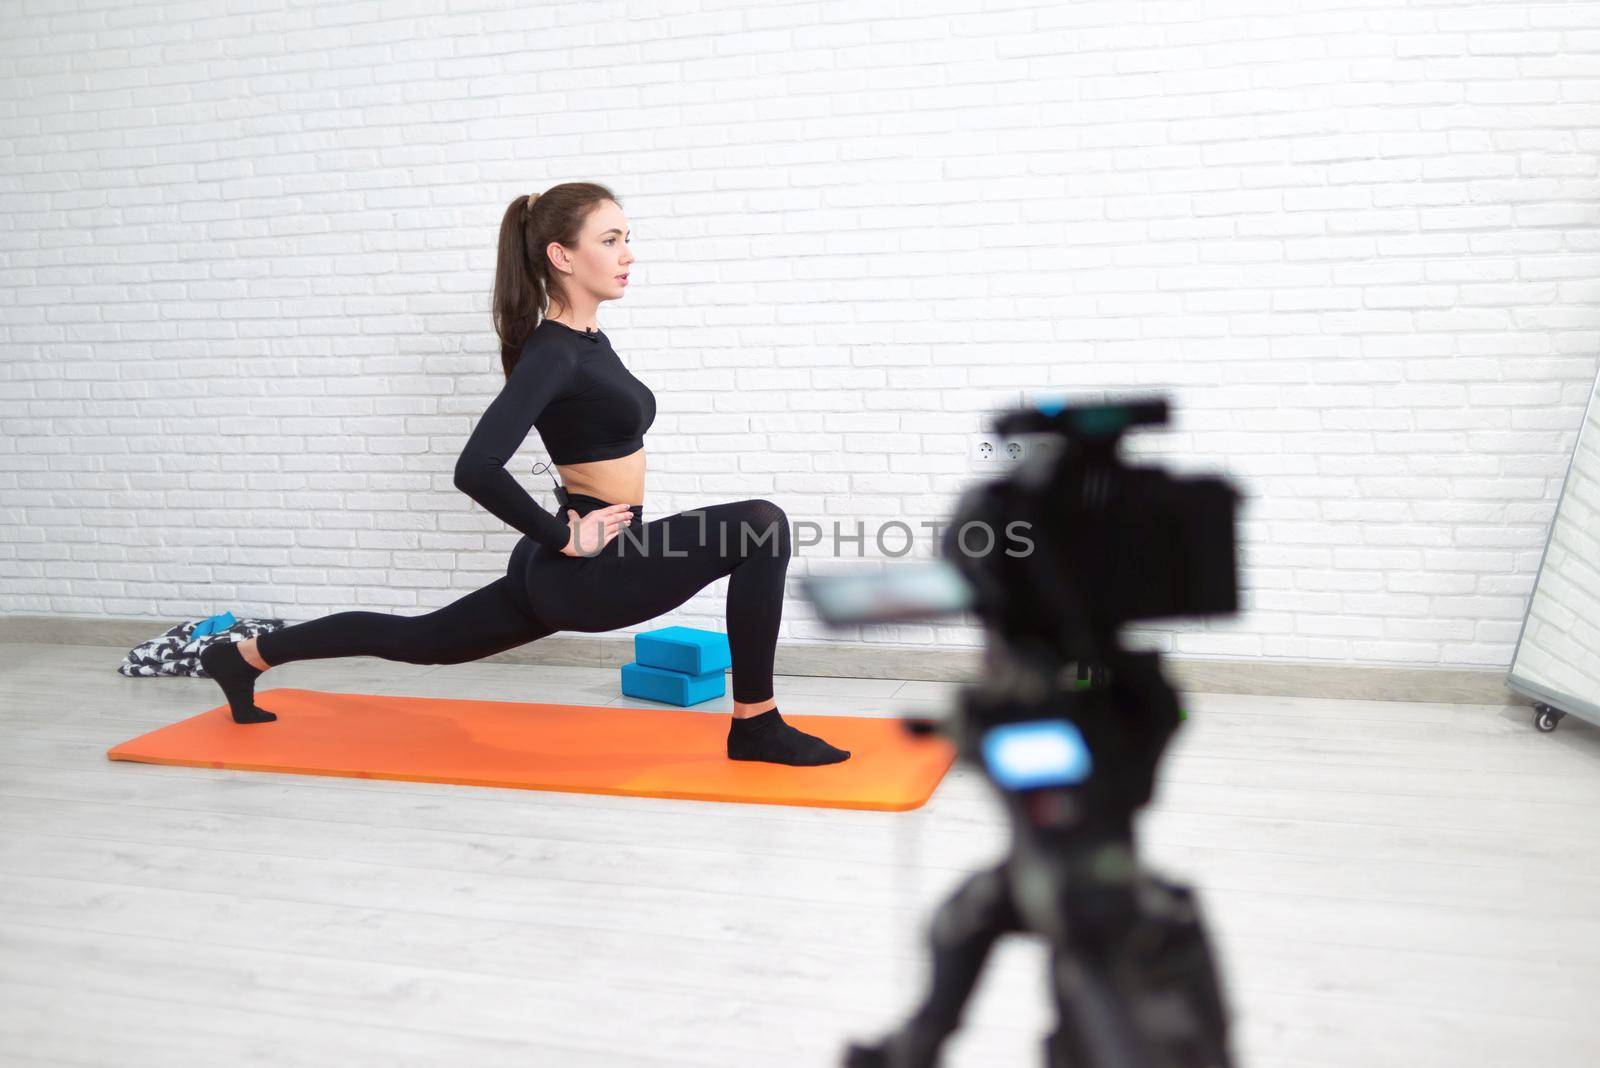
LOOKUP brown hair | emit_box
[492,181,619,378]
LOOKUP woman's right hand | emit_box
[560,504,637,557]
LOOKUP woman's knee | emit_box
[737,498,790,559]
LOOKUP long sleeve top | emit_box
[453,319,656,550]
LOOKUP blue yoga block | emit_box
[633,626,731,675]
[620,661,726,706]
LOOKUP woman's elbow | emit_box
[453,458,486,494]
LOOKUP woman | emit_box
[201,182,849,767]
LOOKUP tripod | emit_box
[845,651,1234,1068]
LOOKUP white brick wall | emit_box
[3,0,1597,670]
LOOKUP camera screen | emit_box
[981,719,1093,790]
[801,561,974,625]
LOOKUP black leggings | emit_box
[254,493,792,704]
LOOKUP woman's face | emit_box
[547,200,634,311]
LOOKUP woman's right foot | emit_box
[727,707,850,765]
[198,641,277,724]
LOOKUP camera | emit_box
[802,395,1242,1068]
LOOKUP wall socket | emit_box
[970,433,1031,466]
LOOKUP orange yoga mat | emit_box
[106,688,958,811]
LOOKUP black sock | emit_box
[198,641,277,724]
[727,707,850,766]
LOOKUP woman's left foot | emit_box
[727,707,850,766]
[199,640,278,724]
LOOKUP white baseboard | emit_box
[1,616,1520,707]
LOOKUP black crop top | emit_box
[453,319,656,550]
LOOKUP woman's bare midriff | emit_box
[556,447,646,506]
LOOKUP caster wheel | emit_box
[1534,705,1564,733]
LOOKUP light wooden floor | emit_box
[3,642,1598,1068]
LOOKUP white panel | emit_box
[1510,366,1600,713]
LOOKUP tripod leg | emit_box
[1043,875,1237,1068]
[1044,945,1146,1068]
[1141,875,1236,1066]
[844,863,1019,1068]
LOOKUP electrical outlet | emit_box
[972,432,1031,466]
